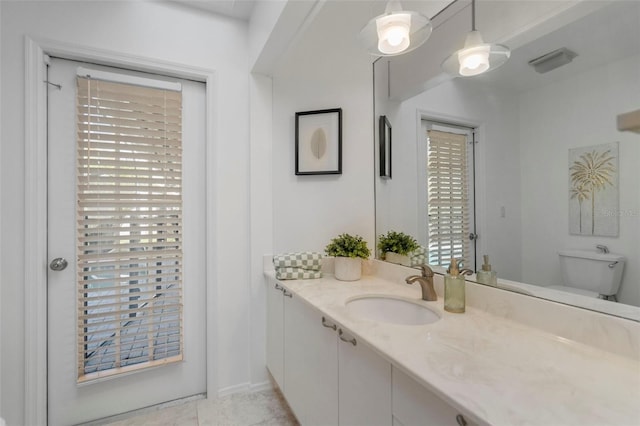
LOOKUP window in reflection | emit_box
[423,121,477,270]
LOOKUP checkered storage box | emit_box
[273,252,323,271]
[275,267,323,280]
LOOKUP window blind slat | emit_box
[80,286,181,298]
[78,271,182,287]
[78,249,182,262]
[77,107,181,123]
[77,85,181,104]
[78,167,182,180]
[78,217,181,226]
[77,141,182,155]
[78,132,183,148]
[77,115,182,130]
[78,309,182,329]
[78,301,182,322]
[76,76,183,382]
[78,124,181,140]
[81,332,183,353]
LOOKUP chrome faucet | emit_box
[405,265,437,301]
[596,244,610,254]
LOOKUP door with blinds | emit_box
[421,121,477,271]
[47,58,206,425]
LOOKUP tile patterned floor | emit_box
[103,388,299,426]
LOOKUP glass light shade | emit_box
[359,10,432,57]
[442,30,510,77]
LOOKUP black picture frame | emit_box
[380,115,392,178]
[295,108,342,175]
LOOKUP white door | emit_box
[47,57,207,425]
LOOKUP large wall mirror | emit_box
[374,0,640,320]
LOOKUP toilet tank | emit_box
[558,250,625,296]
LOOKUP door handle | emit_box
[322,316,337,330]
[338,329,357,346]
[49,257,68,271]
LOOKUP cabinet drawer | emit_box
[392,367,477,426]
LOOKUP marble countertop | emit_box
[265,270,640,426]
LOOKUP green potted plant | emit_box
[325,233,371,281]
[377,231,419,267]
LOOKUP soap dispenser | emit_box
[444,258,472,313]
[476,255,497,286]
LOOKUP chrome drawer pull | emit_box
[274,283,284,291]
[322,317,337,330]
[338,329,356,346]
[456,414,467,426]
[283,289,293,298]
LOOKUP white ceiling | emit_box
[172,0,256,21]
[475,0,640,92]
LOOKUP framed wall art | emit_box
[569,142,619,236]
[295,108,342,175]
[379,115,392,178]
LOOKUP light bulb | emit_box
[458,45,490,76]
[376,13,411,55]
[457,30,490,76]
[386,26,406,46]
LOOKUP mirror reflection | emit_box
[374,0,640,319]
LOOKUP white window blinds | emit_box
[76,76,183,382]
[427,129,471,268]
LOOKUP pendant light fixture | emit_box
[441,0,510,77]
[359,0,432,57]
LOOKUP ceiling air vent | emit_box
[528,48,577,74]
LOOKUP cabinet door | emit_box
[283,291,315,423]
[266,279,284,389]
[338,329,392,426]
[392,367,477,426]
[284,293,339,425]
[306,315,339,426]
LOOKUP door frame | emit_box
[24,37,219,425]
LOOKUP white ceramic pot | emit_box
[334,257,362,281]
[385,252,412,267]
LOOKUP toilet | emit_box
[549,250,625,300]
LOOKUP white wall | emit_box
[0,2,251,424]
[378,78,523,279]
[519,54,640,306]
[271,1,375,255]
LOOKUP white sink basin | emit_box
[346,296,440,325]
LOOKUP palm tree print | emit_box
[570,149,615,234]
[569,185,590,233]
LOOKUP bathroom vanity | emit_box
[265,260,639,425]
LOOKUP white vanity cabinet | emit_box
[392,367,477,426]
[266,278,391,425]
